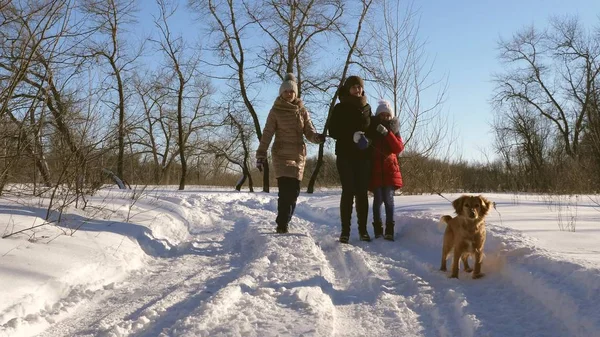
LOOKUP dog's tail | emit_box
[438,215,452,231]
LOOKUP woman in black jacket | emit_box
[328,76,373,243]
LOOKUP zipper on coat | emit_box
[380,138,385,186]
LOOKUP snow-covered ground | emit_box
[1,187,599,337]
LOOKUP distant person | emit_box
[368,99,404,241]
[256,73,326,233]
[328,75,373,243]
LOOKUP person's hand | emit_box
[256,158,265,172]
[376,124,388,135]
[357,135,369,149]
[389,118,399,134]
[316,134,326,143]
[353,131,364,143]
[353,131,369,150]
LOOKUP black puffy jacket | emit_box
[328,96,372,159]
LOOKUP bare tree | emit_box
[131,71,179,184]
[0,1,72,190]
[200,102,256,191]
[0,0,121,208]
[492,101,553,191]
[80,0,140,184]
[493,16,600,161]
[306,0,373,193]
[188,0,271,191]
[0,0,91,191]
[245,0,342,89]
[364,0,447,158]
[582,83,600,179]
[152,0,211,190]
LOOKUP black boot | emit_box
[373,221,384,238]
[384,221,395,241]
[276,224,288,234]
[358,224,371,242]
[339,224,350,243]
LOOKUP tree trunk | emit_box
[177,75,186,190]
[306,0,372,193]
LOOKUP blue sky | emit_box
[416,0,600,162]
[135,1,600,163]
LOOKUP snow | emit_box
[1,188,599,337]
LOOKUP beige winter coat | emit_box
[256,97,321,180]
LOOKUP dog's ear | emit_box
[479,195,493,217]
[452,195,467,215]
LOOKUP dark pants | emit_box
[275,177,301,229]
[336,156,370,235]
[372,186,395,224]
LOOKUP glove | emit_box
[353,131,364,143]
[256,158,265,172]
[389,117,399,134]
[376,124,388,135]
[353,131,369,150]
[357,135,369,149]
[316,134,326,144]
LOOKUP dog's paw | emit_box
[472,273,485,279]
[448,274,459,279]
[464,267,473,273]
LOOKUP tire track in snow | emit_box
[160,197,338,337]
[35,196,261,337]
[178,195,428,336]
[130,212,259,337]
[28,192,598,336]
[295,201,576,337]
[232,197,427,336]
[294,201,468,337]
[306,223,463,337]
[398,226,576,336]
[395,215,599,337]
[35,252,232,337]
[38,194,335,337]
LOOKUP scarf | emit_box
[272,96,304,113]
[271,97,305,134]
[339,93,368,109]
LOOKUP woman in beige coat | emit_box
[256,73,325,233]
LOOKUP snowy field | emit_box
[1,187,599,337]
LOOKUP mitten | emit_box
[357,135,369,149]
[256,158,265,172]
[376,124,388,135]
[353,131,369,149]
[389,118,399,134]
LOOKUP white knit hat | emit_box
[375,99,394,116]
[279,73,298,96]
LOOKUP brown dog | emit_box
[439,195,493,279]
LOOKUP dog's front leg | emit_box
[472,249,484,279]
[450,249,461,278]
[440,254,447,272]
[440,241,450,272]
[440,226,453,272]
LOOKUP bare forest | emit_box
[2,0,600,206]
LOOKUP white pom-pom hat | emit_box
[375,99,394,116]
[279,73,298,96]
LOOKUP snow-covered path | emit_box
[2,191,600,337]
